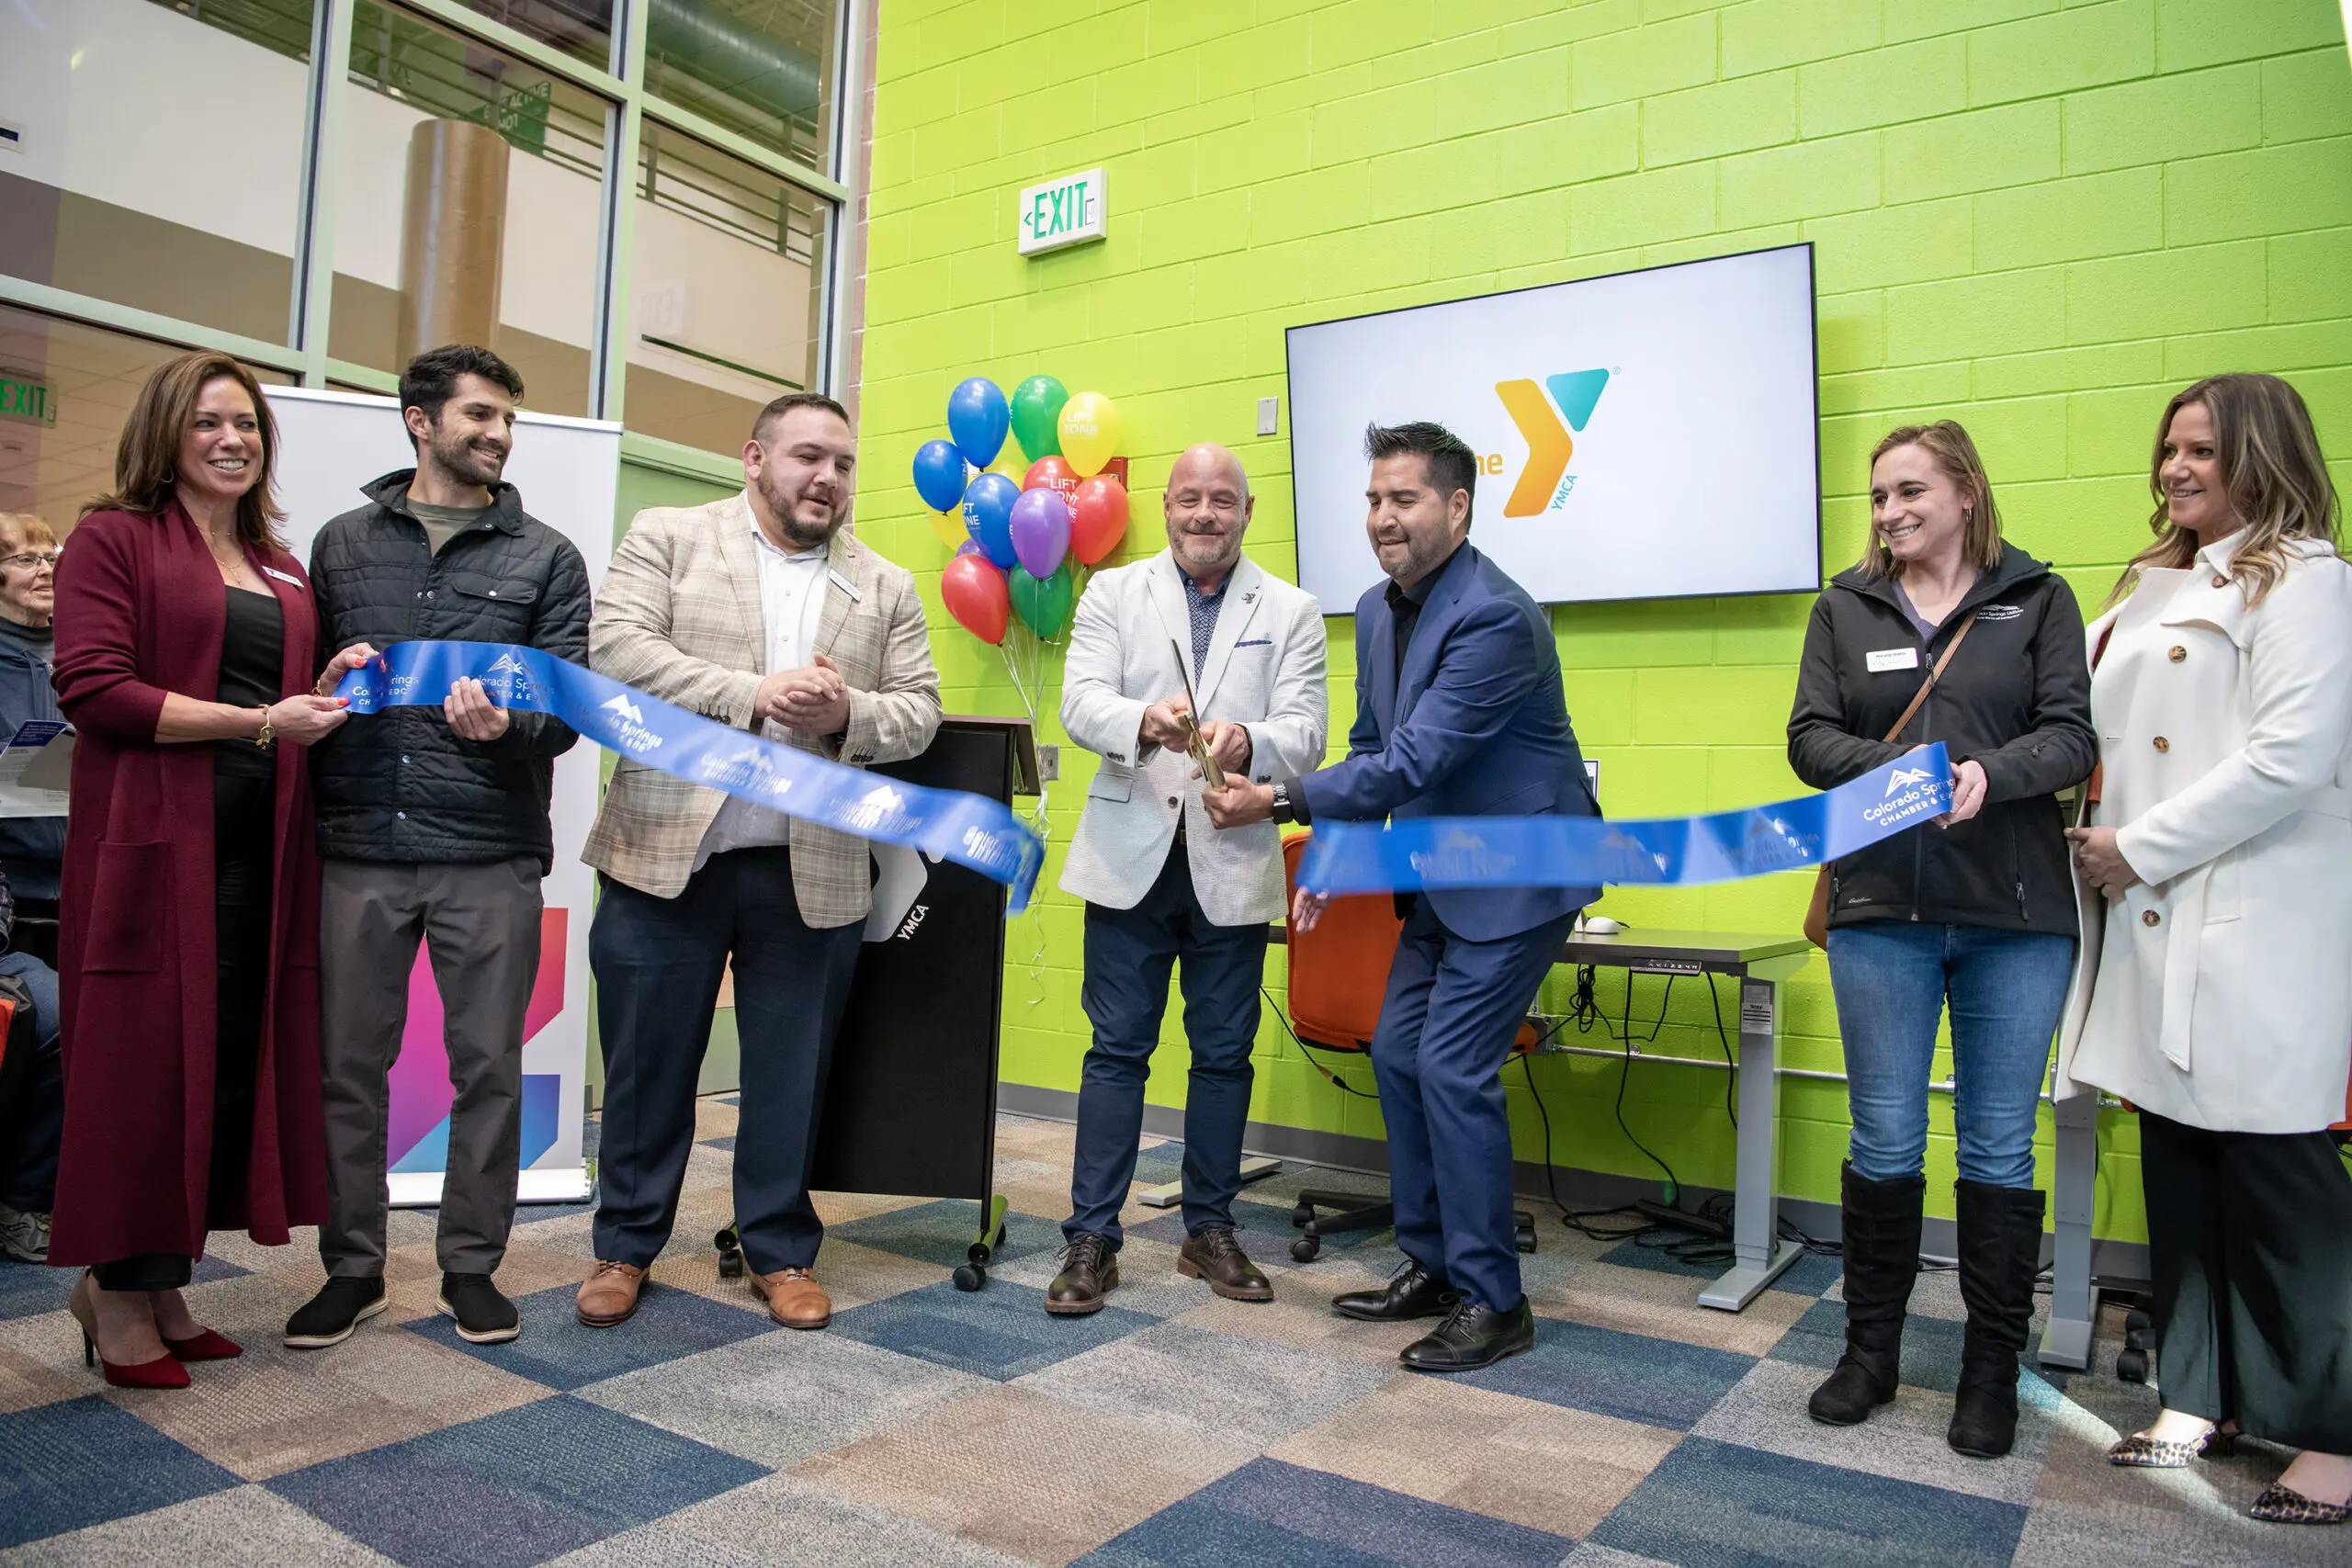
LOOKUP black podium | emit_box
[715,716,1038,1291]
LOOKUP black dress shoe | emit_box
[1399,1296,1536,1372]
[284,1275,388,1349]
[1046,1234,1119,1315]
[1331,1259,1457,1322]
[439,1272,522,1345]
[1179,1227,1273,1302]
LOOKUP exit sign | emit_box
[1016,168,1107,256]
[0,372,53,427]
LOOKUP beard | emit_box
[755,466,843,551]
[429,425,508,489]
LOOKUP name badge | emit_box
[1866,647,1920,673]
[827,568,862,602]
[261,565,304,588]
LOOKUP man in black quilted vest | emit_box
[284,344,592,1351]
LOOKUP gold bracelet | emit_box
[254,706,276,750]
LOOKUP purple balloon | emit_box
[1008,486,1072,580]
[955,538,984,557]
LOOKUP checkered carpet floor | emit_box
[0,1104,2332,1566]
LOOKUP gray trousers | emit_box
[319,857,543,1277]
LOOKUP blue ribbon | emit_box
[334,641,1046,912]
[1295,744,1953,895]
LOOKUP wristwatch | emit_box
[1269,780,1295,825]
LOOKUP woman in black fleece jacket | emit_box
[1786,421,2095,1461]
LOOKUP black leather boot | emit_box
[1808,1161,1924,1426]
[1948,1179,2045,1459]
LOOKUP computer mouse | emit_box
[1581,915,1621,935]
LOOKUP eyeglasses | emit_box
[0,550,58,572]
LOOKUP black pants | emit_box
[589,849,862,1274]
[92,771,274,1293]
[2142,1111,2352,1452]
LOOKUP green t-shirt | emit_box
[407,499,490,556]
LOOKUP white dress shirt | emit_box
[693,513,830,869]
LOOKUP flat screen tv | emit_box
[1285,243,1822,609]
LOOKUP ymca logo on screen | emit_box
[1489,368,1611,518]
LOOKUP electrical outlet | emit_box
[1037,743,1059,782]
[1257,397,1280,436]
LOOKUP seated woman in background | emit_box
[47,352,354,1389]
[0,510,64,957]
[1788,420,2095,1461]
[2062,371,2352,1527]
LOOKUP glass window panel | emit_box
[625,127,830,456]
[0,0,315,344]
[643,0,838,175]
[0,306,290,532]
[447,0,615,72]
[331,0,608,414]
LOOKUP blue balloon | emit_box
[961,472,1020,569]
[911,438,967,513]
[946,378,1010,468]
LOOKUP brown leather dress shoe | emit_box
[1046,1234,1118,1315]
[1178,1226,1273,1302]
[756,1267,831,1330]
[576,1260,646,1327]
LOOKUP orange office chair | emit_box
[1279,831,1539,1261]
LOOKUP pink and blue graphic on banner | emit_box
[389,907,570,1176]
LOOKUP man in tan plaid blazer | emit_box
[575,392,940,1335]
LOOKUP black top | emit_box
[306,468,591,872]
[1786,542,2096,933]
[215,586,284,778]
[1383,544,1458,683]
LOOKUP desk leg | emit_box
[2037,1090,2098,1369]
[1700,976,1804,1312]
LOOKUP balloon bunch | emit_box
[914,374,1130,722]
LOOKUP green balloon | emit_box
[1009,375,1069,464]
[1010,560,1075,639]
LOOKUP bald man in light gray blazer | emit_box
[1048,444,1327,1315]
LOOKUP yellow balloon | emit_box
[1057,390,1120,479]
[927,506,967,549]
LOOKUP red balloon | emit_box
[1023,456,1077,495]
[941,553,1011,645]
[1069,474,1130,566]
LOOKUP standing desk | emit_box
[1554,930,1815,1311]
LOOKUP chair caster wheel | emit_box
[1292,1202,1314,1228]
[2124,1308,2151,1335]
[717,1251,743,1280]
[953,1264,985,1292]
[2116,1348,2149,1383]
[714,1225,739,1252]
[1514,1226,1537,1254]
[1290,1236,1320,1263]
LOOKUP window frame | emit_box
[0,0,861,463]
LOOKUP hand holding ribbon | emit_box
[334,640,1045,911]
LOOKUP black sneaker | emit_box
[438,1272,521,1344]
[284,1275,388,1348]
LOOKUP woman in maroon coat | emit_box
[51,353,356,1387]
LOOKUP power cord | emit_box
[1261,986,1381,1099]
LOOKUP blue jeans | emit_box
[1066,844,1267,1248]
[1826,923,2075,1190]
[0,948,62,1212]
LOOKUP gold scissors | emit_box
[1169,637,1226,789]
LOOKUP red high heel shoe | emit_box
[77,1326,192,1389]
[162,1329,243,1362]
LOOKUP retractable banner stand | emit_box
[263,386,618,1205]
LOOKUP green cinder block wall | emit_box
[854,0,2352,1242]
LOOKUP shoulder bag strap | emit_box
[1880,611,1978,744]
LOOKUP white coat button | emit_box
[2143,909,2160,927]
[2154,737,2170,752]
[2211,574,2228,588]
[2168,646,2187,662]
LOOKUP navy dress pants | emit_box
[1370,897,1577,1314]
[1065,842,1269,1249]
[591,848,862,1275]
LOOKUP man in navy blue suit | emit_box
[1205,421,1598,1371]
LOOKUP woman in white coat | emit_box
[2061,372,2352,1527]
